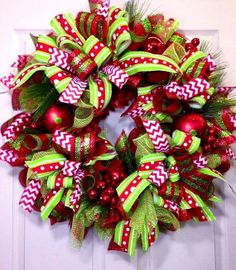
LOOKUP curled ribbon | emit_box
[10,2,181,119]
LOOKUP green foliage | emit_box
[32,89,59,122]
[201,96,236,118]
[155,206,180,230]
[19,79,59,122]
[200,40,226,88]
[125,0,150,25]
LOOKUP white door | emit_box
[0,0,236,269]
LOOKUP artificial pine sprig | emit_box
[125,0,150,25]
[200,40,227,88]
[201,95,236,118]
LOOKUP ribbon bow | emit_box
[10,1,180,116]
[20,150,83,219]
[116,153,180,213]
[19,129,116,220]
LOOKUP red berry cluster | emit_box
[185,38,200,51]
[87,160,127,207]
[203,126,221,152]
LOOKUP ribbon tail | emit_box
[19,179,41,213]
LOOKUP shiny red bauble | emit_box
[43,103,74,132]
[191,38,200,47]
[185,43,194,51]
[143,36,164,54]
[175,113,207,137]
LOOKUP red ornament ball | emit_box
[185,43,194,51]
[143,36,164,54]
[43,103,74,132]
[191,38,200,47]
[175,113,207,137]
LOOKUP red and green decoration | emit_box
[1,0,236,257]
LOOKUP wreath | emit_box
[0,0,236,257]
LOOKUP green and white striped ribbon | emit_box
[114,220,138,256]
[13,63,48,89]
[82,35,112,68]
[26,153,66,178]
[34,35,57,63]
[88,73,112,110]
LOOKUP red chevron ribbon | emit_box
[230,114,236,129]
[147,164,168,187]
[70,169,84,207]
[165,78,210,100]
[205,54,217,72]
[2,112,31,141]
[19,179,41,212]
[162,199,180,215]
[48,47,72,72]
[192,153,208,169]
[0,149,18,164]
[0,73,15,89]
[217,87,236,95]
[142,119,170,153]
[226,148,236,160]
[52,14,84,46]
[96,0,110,19]
[62,160,82,176]
[102,65,128,89]
[52,129,76,154]
[11,55,32,71]
[58,77,87,104]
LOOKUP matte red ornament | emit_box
[43,103,74,132]
[175,113,207,137]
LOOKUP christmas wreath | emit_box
[1,0,236,257]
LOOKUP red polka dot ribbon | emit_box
[24,150,84,220]
[116,153,180,213]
